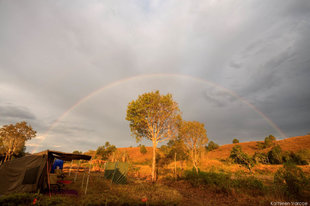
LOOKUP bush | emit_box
[274,163,310,197]
[232,139,239,144]
[184,169,264,196]
[268,145,283,164]
[230,145,255,172]
[253,152,269,164]
[205,141,219,151]
[139,144,147,154]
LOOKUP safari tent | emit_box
[0,150,91,195]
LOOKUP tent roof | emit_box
[34,150,91,161]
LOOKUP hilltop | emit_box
[206,135,310,160]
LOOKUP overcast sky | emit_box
[0,0,309,153]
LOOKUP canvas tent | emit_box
[0,150,91,195]
[104,162,129,184]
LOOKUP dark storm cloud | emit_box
[0,0,309,152]
[0,105,36,120]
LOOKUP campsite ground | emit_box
[1,135,310,205]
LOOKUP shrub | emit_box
[232,139,239,144]
[205,141,219,151]
[230,145,255,172]
[139,144,147,154]
[268,145,283,164]
[274,163,310,197]
[233,175,264,195]
[253,152,269,164]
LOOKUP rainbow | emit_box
[31,73,287,153]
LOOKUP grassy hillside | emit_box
[206,135,310,160]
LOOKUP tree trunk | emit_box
[151,140,157,182]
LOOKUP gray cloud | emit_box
[1,0,309,152]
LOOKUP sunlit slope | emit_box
[117,147,153,163]
[206,135,310,160]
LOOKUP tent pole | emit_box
[69,160,73,176]
[47,159,51,198]
[74,160,80,182]
[85,162,91,194]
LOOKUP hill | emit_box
[206,135,310,160]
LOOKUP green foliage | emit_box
[274,163,310,197]
[96,141,116,160]
[183,170,264,195]
[253,152,269,164]
[232,138,239,144]
[179,120,208,173]
[282,151,309,165]
[0,121,36,161]
[139,144,147,154]
[205,141,219,151]
[126,90,181,143]
[268,145,283,164]
[257,135,276,150]
[72,150,82,154]
[230,145,255,172]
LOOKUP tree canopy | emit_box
[96,141,117,160]
[0,121,36,162]
[126,90,181,181]
[179,120,208,173]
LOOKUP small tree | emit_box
[268,145,283,164]
[139,145,147,155]
[72,150,82,154]
[0,121,36,162]
[230,145,254,172]
[205,141,219,151]
[232,139,239,144]
[126,91,181,181]
[96,141,116,160]
[179,120,208,173]
[274,163,309,197]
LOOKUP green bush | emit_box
[232,139,239,144]
[230,145,255,172]
[253,152,269,164]
[205,141,219,151]
[139,144,147,154]
[268,145,283,164]
[274,163,310,197]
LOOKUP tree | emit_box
[0,121,36,162]
[96,141,116,160]
[230,145,254,172]
[72,150,82,154]
[126,90,181,181]
[139,145,147,155]
[179,120,208,173]
[232,139,239,144]
[268,145,283,164]
[205,141,219,151]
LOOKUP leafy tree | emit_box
[264,135,276,148]
[230,145,255,172]
[126,90,181,181]
[139,145,147,155]
[268,145,283,164]
[274,163,309,197]
[72,150,82,154]
[232,139,239,144]
[179,120,208,173]
[0,121,36,162]
[253,152,269,164]
[205,141,219,151]
[96,141,116,160]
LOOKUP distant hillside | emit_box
[206,135,310,160]
[117,146,153,163]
